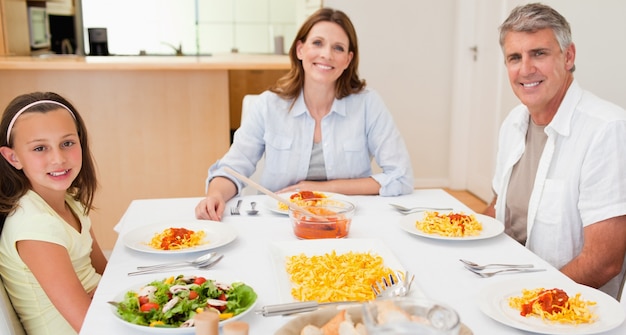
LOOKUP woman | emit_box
[196,8,413,221]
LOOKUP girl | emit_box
[0,92,107,334]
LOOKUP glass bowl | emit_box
[288,198,355,239]
[362,297,460,335]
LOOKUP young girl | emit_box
[0,92,107,334]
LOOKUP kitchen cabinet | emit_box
[0,0,30,56]
[46,0,73,15]
[228,69,289,134]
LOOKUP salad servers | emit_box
[459,259,534,271]
[135,251,217,270]
[465,266,546,278]
[127,254,223,276]
[372,271,415,298]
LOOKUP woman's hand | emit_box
[195,177,238,221]
[195,195,225,221]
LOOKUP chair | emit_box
[0,276,26,335]
[239,94,265,196]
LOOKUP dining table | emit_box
[80,189,626,334]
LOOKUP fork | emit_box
[465,267,546,278]
[389,204,453,214]
[230,199,242,215]
[459,259,534,271]
[372,271,414,298]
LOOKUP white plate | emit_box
[478,278,625,334]
[122,220,237,254]
[262,191,356,215]
[109,272,257,334]
[269,238,412,303]
[398,212,504,240]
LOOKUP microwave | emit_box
[28,7,51,49]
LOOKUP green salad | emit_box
[115,274,257,328]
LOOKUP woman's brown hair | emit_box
[270,7,366,101]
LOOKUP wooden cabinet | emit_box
[228,69,289,133]
[0,0,30,56]
[46,0,73,15]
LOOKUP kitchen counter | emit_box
[0,53,290,70]
[0,54,289,251]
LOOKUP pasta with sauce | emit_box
[508,287,597,324]
[415,211,482,237]
[148,227,206,250]
[278,190,334,211]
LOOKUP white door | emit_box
[449,0,506,203]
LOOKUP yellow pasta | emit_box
[285,251,395,302]
[415,211,482,237]
[148,227,206,250]
[508,287,597,324]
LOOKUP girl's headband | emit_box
[5,100,76,145]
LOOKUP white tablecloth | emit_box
[80,189,626,334]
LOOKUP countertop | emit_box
[0,53,291,71]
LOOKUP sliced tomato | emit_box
[193,277,207,285]
[189,291,199,300]
[140,302,160,312]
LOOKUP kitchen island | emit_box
[0,54,289,250]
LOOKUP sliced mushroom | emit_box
[207,298,228,306]
[138,285,156,297]
[162,297,179,313]
[169,285,190,295]
[180,318,195,327]
[215,282,231,291]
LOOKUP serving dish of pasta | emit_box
[269,239,423,304]
[398,212,504,240]
[478,279,625,334]
[123,220,237,254]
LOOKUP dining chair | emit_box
[0,276,26,335]
[240,94,265,196]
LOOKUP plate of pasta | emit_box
[123,220,237,254]
[263,191,356,215]
[398,211,504,240]
[478,278,625,334]
[269,238,423,303]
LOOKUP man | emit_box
[484,3,626,299]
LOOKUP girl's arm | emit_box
[89,228,108,275]
[17,240,93,332]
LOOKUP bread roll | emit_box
[300,324,324,335]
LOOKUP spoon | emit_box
[246,202,259,215]
[128,254,223,276]
[459,259,534,271]
[136,252,217,270]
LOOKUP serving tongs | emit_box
[255,301,360,317]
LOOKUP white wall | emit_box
[326,0,626,193]
[325,0,456,188]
